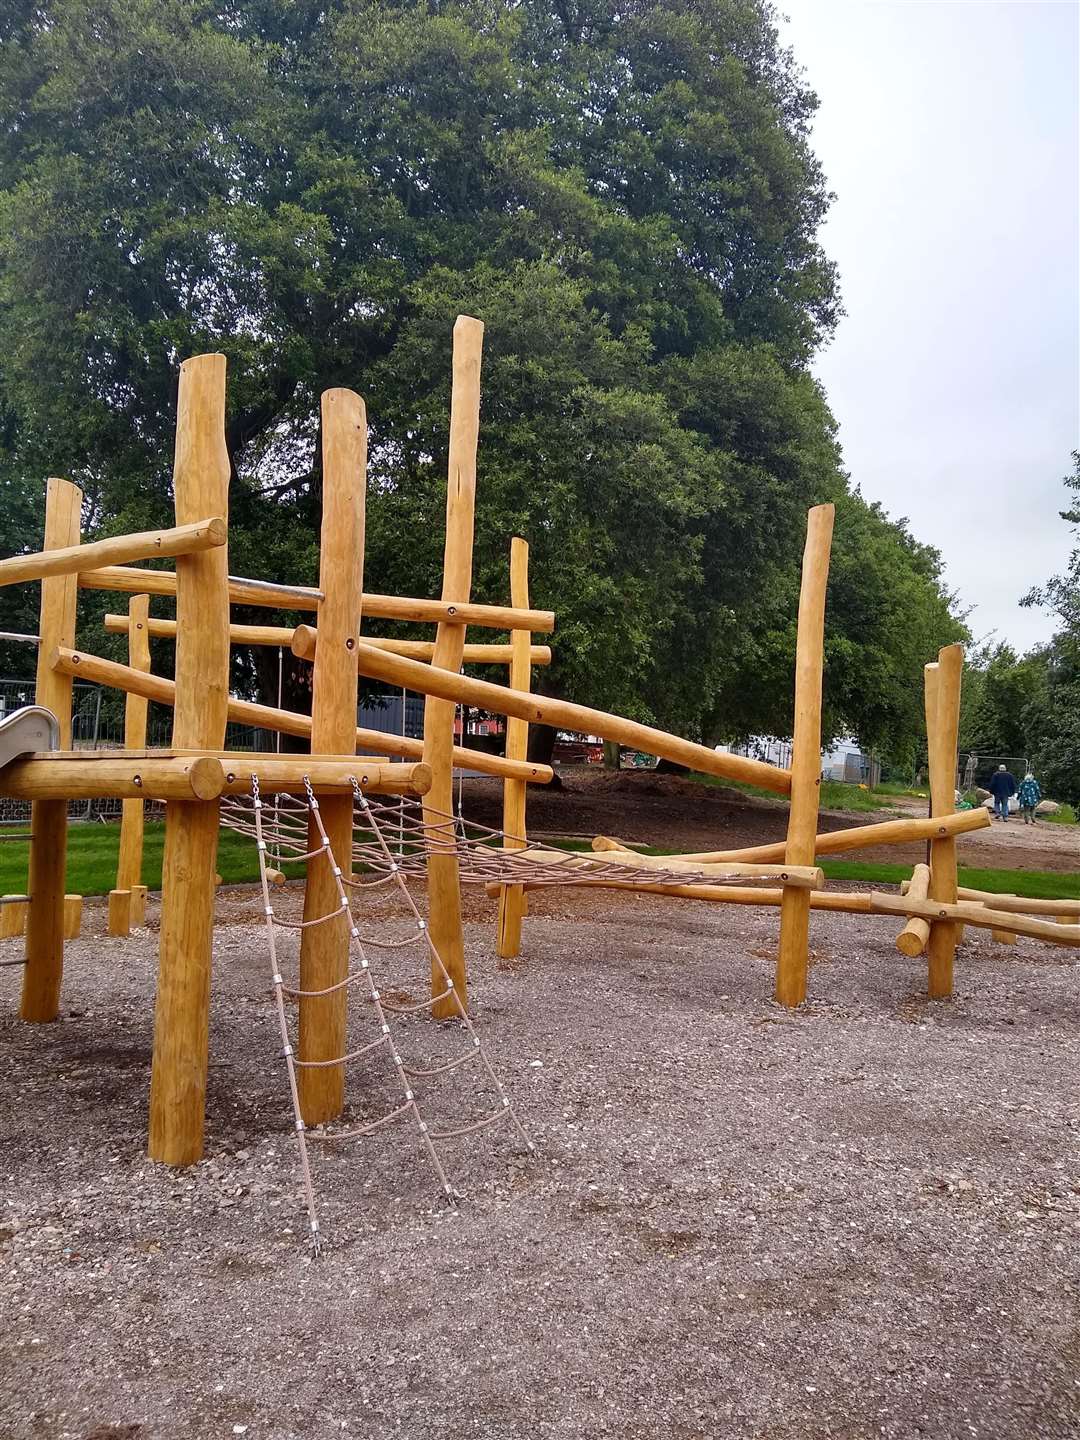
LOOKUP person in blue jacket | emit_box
[1017,772,1042,824]
[988,764,1017,820]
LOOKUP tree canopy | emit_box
[0,0,962,756]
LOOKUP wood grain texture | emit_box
[116,594,150,896]
[85,566,554,631]
[776,504,834,1007]
[22,477,81,1023]
[424,316,483,1018]
[149,354,230,1166]
[925,644,963,998]
[496,538,531,959]
[106,614,551,665]
[0,754,224,800]
[896,863,931,957]
[347,640,793,794]
[0,517,224,587]
[299,388,367,1126]
[53,646,551,785]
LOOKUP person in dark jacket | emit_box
[988,764,1017,820]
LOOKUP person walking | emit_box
[988,763,1017,820]
[1017,771,1042,824]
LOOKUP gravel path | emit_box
[2,885,1079,1439]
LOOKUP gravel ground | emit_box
[2,884,1079,1440]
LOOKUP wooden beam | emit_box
[896,863,931,957]
[0,754,224,800]
[328,635,794,795]
[21,477,81,1024]
[51,647,552,785]
[505,846,825,887]
[299,387,367,1126]
[496,537,531,959]
[925,645,963,998]
[149,353,231,1168]
[115,596,151,914]
[104,613,552,665]
[84,566,555,632]
[424,316,483,1018]
[608,806,991,865]
[870,892,1080,947]
[776,504,834,1007]
[217,758,429,796]
[0,518,225,588]
[952,887,1080,917]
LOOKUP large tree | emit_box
[0,0,960,751]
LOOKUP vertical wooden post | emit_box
[298,387,367,1127]
[776,504,834,1008]
[115,594,151,921]
[496,538,531,958]
[423,316,483,1018]
[62,895,82,940]
[147,354,230,1166]
[21,477,81,1022]
[107,889,132,937]
[2,898,29,939]
[926,643,963,998]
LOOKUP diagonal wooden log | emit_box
[0,518,225,587]
[319,635,794,795]
[49,647,552,785]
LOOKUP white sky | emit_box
[777,0,1079,652]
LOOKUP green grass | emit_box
[820,858,1079,900]
[692,773,908,814]
[1044,803,1077,825]
[0,820,291,897]
[3,820,1075,905]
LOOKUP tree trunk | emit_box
[527,722,562,789]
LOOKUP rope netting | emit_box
[224,789,768,893]
[249,776,534,1253]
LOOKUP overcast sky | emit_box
[777,0,1079,652]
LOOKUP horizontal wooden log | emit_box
[0,519,225,588]
[103,613,552,665]
[954,886,1079,917]
[481,877,1080,948]
[482,879,879,912]
[900,877,1080,917]
[869,891,1080,947]
[214,757,431,796]
[51,647,553,785]
[504,846,824,888]
[330,635,793,795]
[82,566,556,632]
[0,753,223,800]
[596,807,991,865]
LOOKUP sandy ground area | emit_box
[2,878,1078,1440]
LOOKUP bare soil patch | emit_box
[2,876,1079,1440]
[460,768,1080,876]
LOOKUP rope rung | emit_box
[429,1104,512,1143]
[402,1047,480,1079]
[291,1032,390,1069]
[307,1099,415,1142]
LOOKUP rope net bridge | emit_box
[223,787,824,895]
[239,776,534,1252]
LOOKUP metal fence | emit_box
[0,678,263,827]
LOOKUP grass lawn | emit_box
[0,820,301,897]
[693,774,906,814]
[2,820,1076,904]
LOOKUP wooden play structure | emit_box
[2,313,1078,1182]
